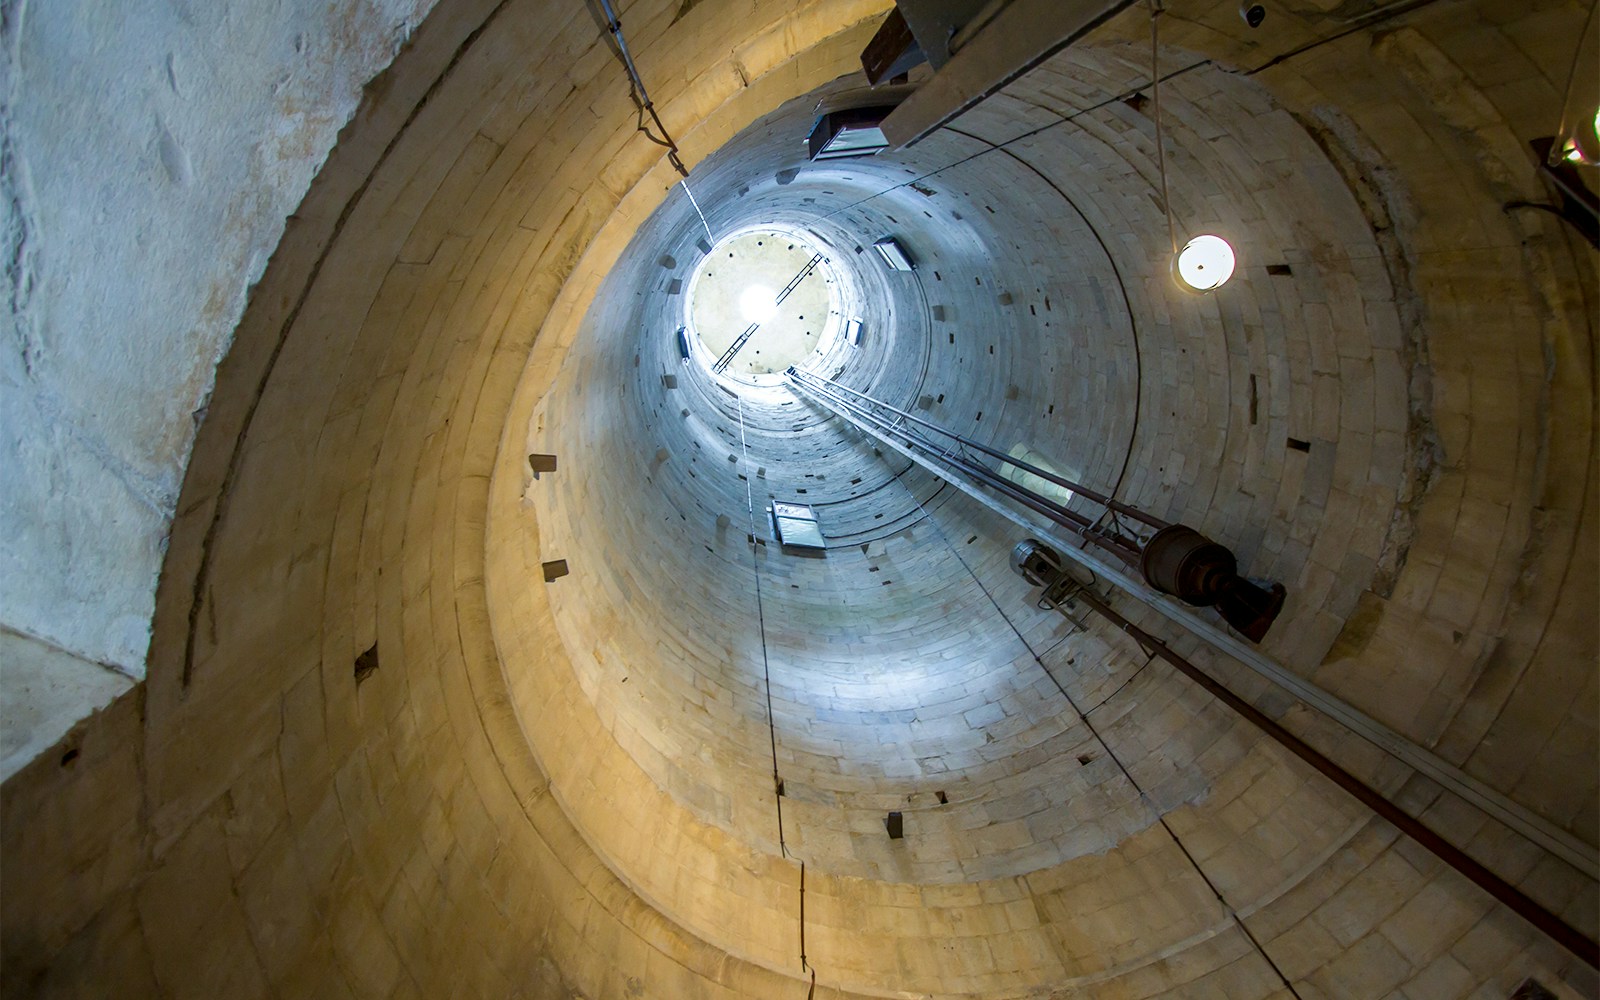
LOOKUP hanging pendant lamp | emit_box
[1150,1,1236,293]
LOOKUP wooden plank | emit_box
[880,0,1137,147]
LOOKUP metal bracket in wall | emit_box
[771,503,825,550]
[528,453,557,477]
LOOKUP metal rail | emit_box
[790,368,1166,530]
[789,369,1599,968]
[786,368,1600,884]
[1064,582,1598,970]
[789,367,1145,564]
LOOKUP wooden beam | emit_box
[880,0,1137,147]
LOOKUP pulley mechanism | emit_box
[1014,534,1285,642]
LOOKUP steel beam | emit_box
[879,0,1138,148]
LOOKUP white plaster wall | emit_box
[0,0,435,738]
[0,627,130,776]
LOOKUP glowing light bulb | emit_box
[1173,235,1236,292]
[739,286,776,323]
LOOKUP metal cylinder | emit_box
[1010,538,1063,588]
[1140,524,1236,605]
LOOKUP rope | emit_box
[1150,0,1177,254]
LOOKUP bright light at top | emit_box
[739,286,777,323]
[1173,235,1236,292]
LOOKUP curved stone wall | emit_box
[2,1,1595,999]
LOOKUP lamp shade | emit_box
[1173,235,1236,292]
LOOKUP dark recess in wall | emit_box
[354,644,379,684]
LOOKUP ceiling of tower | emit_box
[687,228,840,377]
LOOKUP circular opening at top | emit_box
[738,285,778,324]
[686,228,840,386]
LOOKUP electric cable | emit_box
[903,484,1306,1000]
[594,0,713,244]
[736,398,819,995]
[819,61,1211,226]
[680,177,716,245]
[596,0,686,175]
[737,395,788,858]
[1082,649,1158,715]
[1150,0,1178,254]
[931,125,1148,507]
[821,0,1449,226]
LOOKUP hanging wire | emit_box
[900,480,1304,1000]
[800,860,817,995]
[736,398,818,994]
[597,0,686,175]
[1082,647,1160,715]
[594,0,713,244]
[1150,0,1178,254]
[680,177,716,246]
[737,396,789,858]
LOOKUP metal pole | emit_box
[792,371,1142,563]
[790,369,1168,529]
[1063,584,1599,971]
[596,0,689,177]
